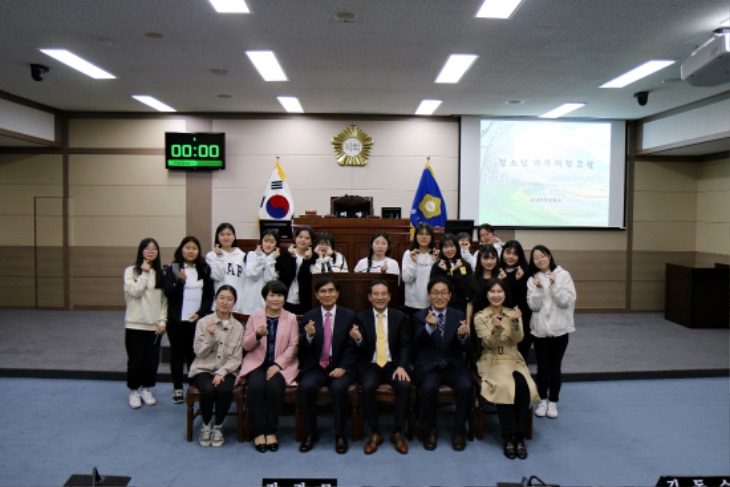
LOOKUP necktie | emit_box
[437,312,445,340]
[375,313,387,367]
[319,312,332,368]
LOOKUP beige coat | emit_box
[474,307,539,405]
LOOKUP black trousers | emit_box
[417,365,473,435]
[298,366,353,437]
[192,373,235,426]
[533,334,570,402]
[360,362,411,435]
[246,366,286,437]
[125,328,161,390]
[496,371,531,441]
[167,319,196,390]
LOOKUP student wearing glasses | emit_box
[526,245,576,420]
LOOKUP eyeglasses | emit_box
[429,290,451,297]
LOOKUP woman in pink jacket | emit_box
[238,280,299,452]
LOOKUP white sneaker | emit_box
[546,401,559,418]
[140,388,157,406]
[199,424,212,447]
[211,427,225,447]
[535,399,547,417]
[172,389,184,404]
[129,389,142,409]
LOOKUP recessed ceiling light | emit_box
[211,68,230,75]
[144,32,164,39]
[476,0,523,19]
[415,99,443,116]
[599,60,675,88]
[277,96,304,113]
[217,94,232,99]
[435,54,479,83]
[245,50,288,81]
[539,103,586,119]
[506,99,524,105]
[209,0,250,13]
[132,95,176,112]
[40,49,115,79]
[335,11,357,22]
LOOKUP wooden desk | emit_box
[664,263,729,328]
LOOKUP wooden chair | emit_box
[293,383,363,441]
[185,312,249,443]
[414,383,477,441]
[355,382,415,441]
[186,382,246,442]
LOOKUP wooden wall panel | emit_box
[72,277,126,308]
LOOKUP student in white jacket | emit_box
[205,223,246,313]
[401,222,439,316]
[123,238,168,409]
[526,245,576,420]
[240,229,280,314]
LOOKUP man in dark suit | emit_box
[297,276,357,454]
[413,276,473,451]
[351,278,412,454]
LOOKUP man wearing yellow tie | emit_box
[351,278,412,455]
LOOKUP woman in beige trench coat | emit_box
[474,278,539,460]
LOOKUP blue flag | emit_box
[410,164,447,232]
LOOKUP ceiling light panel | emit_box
[277,96,304,113]
[415,99,443,115]
[435,54,479,83]
[599,60,675,88]
[132,95,176,112]
[39,49,115,79]
[209,0,250,13]
[245,50,288,81]
[476,0,523,19]
[539,103,586,118]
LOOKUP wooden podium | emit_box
[311,272,401,312]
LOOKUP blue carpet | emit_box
[1,377,728,486]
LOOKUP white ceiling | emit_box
[0,1,729,132]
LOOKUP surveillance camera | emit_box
[634,91,649,106]
[30,63,49,82]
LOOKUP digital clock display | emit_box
[165,132,225,170]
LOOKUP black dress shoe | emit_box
[299,433,319,452]
[423,428,437,451]
[452,432,466,451]
[267,441,279,452]
[503,440,516,459]
[255,442,267,453]
[335,436,348,454]
[515,440,528,459]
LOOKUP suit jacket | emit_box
[354,307,411,375]
[238,308,300,386]
[298,305,357,376]
[412,306,470,378]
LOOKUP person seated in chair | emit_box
[413,276,473,452]
[297,276,357,454]
[188,285,244,447]
[351,279,412,455]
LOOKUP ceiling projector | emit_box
[681,28,730,86]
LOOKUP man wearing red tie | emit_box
[413,276,473,451]
[351,279,412,454]
[297,276,357,453]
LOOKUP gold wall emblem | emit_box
[331,124,373,166]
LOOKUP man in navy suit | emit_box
[351,278,412,454]
[297,276,357,453]
[413,276,473,451]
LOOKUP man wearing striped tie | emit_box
[298,276,357,454]
[413,276,472,452]
[352,279,412,455]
